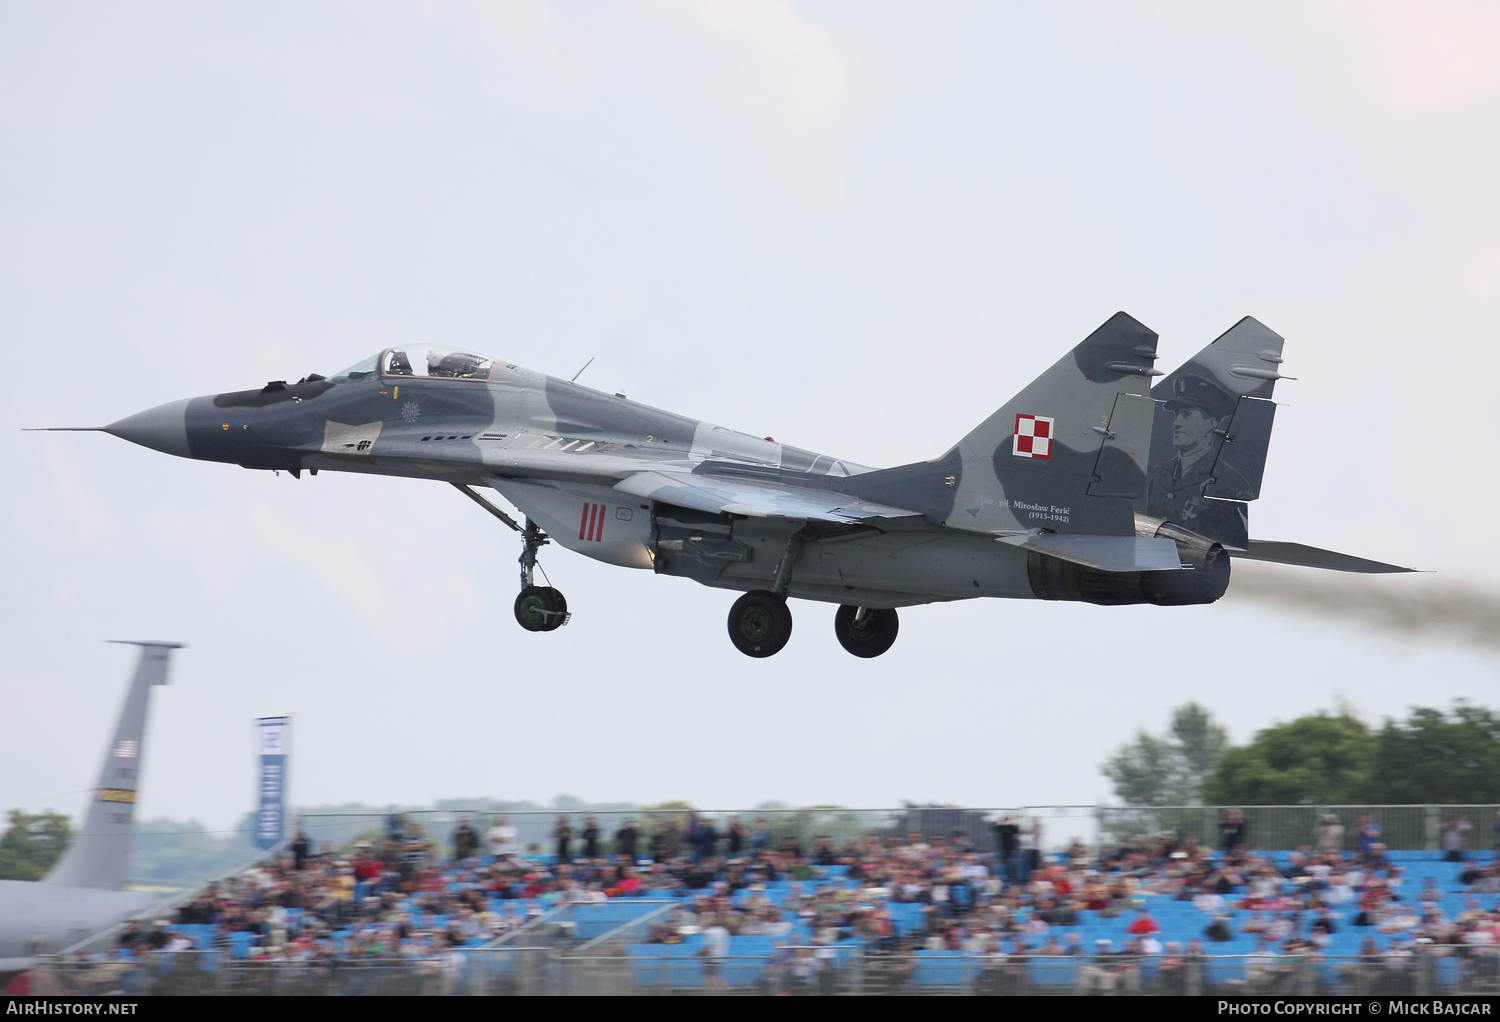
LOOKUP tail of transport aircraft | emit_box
[43,642,182,890]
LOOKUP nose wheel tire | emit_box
[515,586,569,632]
[834,605,899,658]
[727,590,793,658]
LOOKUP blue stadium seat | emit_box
[913,950,973,986]
[888,903,927,936]
[628,943,669,988]
[626,939,706,987]
[569,900,664,939]
[1029,958,1078,986]
[1206,958,1245,984]
[722,936,776,987]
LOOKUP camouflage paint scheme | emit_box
[84,312,1411,642]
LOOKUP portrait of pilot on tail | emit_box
[1146,373,1254,525]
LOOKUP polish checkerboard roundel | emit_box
[1013,414,1054,459]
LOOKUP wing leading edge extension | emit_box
[613,470,922,524]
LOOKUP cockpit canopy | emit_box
[327,345,499,384]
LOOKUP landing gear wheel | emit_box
[514,586,569,632]
[833,605,899,658]
[727,590,793,658]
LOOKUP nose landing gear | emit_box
[453,483,570,632]
[513,517,570,631]
[515,585,569,632]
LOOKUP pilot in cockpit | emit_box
[430,351,488,378]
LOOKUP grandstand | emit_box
[23,805,1500,996]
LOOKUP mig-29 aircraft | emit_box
[40,313,1411,658]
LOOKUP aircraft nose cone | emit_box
[105,399,192,458]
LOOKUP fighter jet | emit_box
[40,313,1410,658]
[0,642,180,973]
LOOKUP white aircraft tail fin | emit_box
[43,642,182,890]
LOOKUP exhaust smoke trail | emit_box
[1223,561,1500,655]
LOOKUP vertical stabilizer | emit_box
[944,311,1161,537]
[1140,317,1289,547]
[43,642,182,890]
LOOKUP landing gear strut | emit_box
[833,605,899,658]
[726,527,810,657]
[513,517,569,632]
[727,590,793,658]
[453,484,570,632]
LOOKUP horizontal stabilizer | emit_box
[1230,540,1416,574]
[999,534,1182,572]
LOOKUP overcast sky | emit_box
[4,1,1499,833]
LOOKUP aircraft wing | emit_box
[613,470,922,524]
[480,446,657,482]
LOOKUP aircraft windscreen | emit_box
[382,345,497,380]
[326,353,380,383]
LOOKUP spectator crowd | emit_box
[74,807,1500,995]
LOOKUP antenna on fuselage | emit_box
[569,357,595,384]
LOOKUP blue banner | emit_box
[254,716,289,851]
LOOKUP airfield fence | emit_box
[36,947,1500,997]
[1095,805,1497,853]
[290,804,1500,858]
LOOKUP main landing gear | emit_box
[727,591,794,657]
[453,484,570,633]
[724,526,900,658]
[724,595,901,659]
[833,605,899,658]
[726,527,806,657]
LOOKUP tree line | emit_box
[1102,701,1500,806]
[0,796,700,883]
